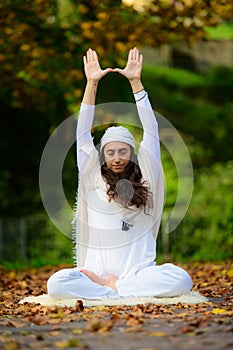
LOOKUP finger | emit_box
[87,48,95,62]
[135,47,141,61]
[90,49,96,61]
[83,55,87,65]
[87,49,90,62]
[103,68,113,75]
[139,53,143,64]
[112,68,123,75]
[93,50,98,62]
[128,48,134,61]
[133,47,137,60]
[112,68,121,72]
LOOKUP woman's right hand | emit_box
[83,48,113,82]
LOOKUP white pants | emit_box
[47,263,193,300]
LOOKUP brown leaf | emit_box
[86,316,113,333]
[126,314,144,327]
[5,341,21,350]
[180,325,196,334]
[72,299,84,312]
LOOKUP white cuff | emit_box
[134,90,148,102]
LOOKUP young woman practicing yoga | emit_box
[47,47,193,299]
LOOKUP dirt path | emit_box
[0,262,232,349]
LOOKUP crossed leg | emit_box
[47,263,192,299]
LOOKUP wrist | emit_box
[82,80,98,105]
[129,79,144,93]
[86,79,99,85]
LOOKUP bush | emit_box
[0,213,73,268]
[142,64,233,166]
[205,66,233,104]
[167,161,233,261]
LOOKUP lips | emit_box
[112,165,124,171]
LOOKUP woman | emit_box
[47,47,193,299]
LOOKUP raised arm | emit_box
[77,49,112,171]
[114,48,161,163]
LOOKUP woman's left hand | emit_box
[80,269,118,290]
[113,47,143,81]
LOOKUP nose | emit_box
[113,156,121,164]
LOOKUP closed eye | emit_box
[119,149,129,156]
[106,151,114,156]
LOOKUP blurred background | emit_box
[0,0,232,267]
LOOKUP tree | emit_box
[1,0,232,113]
[0,0,232,215]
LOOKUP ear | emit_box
[99,149,105,165]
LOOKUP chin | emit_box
[112,170,123,174]
[111,168,124,173]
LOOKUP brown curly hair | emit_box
[100,146,152,213]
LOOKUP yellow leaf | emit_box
[91,306,109,312]
[54,340,67,348]
[149,331,166,336]
[212,308,231,315]
[115,41,126,52]
[74,89,82,98]
[20,44,31,52]
[8,271,16,279]
[55,339,80,348]
[226,268,233,277]
[19,280,27,288]
[72,329,84,335]
[50,331,60,336]
[5,341,20,350]
[200,282,208,287]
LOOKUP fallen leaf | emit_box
[149,331,166,336]
[72,300,84,312]
[212,308,232,315]
[72,328,85,335]
[226,269,233,277]
[49,331,60,336]
[5,341,21,350]
[86,316,113,333]
[54,340,68,348]
[125,313,144,327]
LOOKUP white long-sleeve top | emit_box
[74,91,164,280]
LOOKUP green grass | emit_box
[143,65,205,89]
[205,22,233,40]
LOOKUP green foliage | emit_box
[205,66,233,104]
[167,161,233,261]
[142,64,233,166]
[144,65,205,89]
[161,147,179,208]
[1,0,232,113]
[141,64,233,262]
[0,0,233,263]
[205,22,233,40]
[26,213,73,264]
[0,213,73,267]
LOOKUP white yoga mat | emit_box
[19,292,208,308]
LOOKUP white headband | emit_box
[100,126,135,151]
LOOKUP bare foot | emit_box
[80,269,118,290]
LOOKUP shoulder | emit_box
[79,141,100,175]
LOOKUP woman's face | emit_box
[104,142,131,173]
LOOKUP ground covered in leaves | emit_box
[0,261,232,350]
